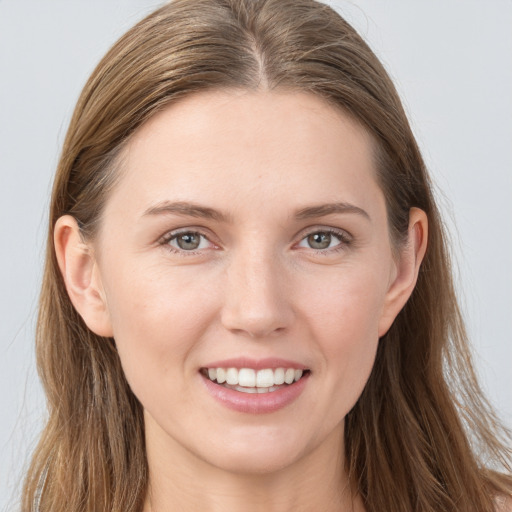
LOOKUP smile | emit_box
[201,367,307,394]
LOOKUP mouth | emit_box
[200,367,311,394]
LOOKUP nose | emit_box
[220,247,294,339]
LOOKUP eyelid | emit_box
[294,226,353,251]
[157,224,353,255]
[159,227,220,254]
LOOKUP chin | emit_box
[211,450,303,476]
[200,425,314,476]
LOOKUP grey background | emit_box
[1,1,511,509]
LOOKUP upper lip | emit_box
[202,357,309,371]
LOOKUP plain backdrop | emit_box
[1,1,511,509]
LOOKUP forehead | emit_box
[107,89,383,221]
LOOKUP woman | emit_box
[21,0,511,510]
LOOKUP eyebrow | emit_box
[142,200,370,222]
[295,202,370,221]
[142,201,230,222]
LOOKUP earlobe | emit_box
[378,208,428,337]
[54,215,114,337]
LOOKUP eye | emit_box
[297,230,348,250]
[167,231,211,251]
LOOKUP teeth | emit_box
[204,367,306,389]
[223,384,283,394]
[238,368,256,387]
[226,368,238,385]
[256,369,274,388]
[216,368,226,384]
[284,368,295,384]
[274,368,285,385]
[237,386,258,394]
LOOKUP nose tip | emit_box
[223,314,287,339]
[221,287,291,338]
[220,255,293,339]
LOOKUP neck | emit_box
[143,420,364,512]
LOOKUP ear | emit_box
[378,207,428,337]
[54,215,114,337]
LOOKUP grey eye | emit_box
[174,232,202,250]
[306,232,333,249]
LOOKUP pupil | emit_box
[177,233,200,250]
[308,232,331,249]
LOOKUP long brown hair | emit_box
[22,0,512,510]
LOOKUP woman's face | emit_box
[88,90,412,475]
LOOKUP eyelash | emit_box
[296,228,352,254]
[159,227,352,256]
[159,230,215,256]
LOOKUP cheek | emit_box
[105,258,213,329]
[303,263,388,343]
[300,265,387,403]
[100,262,218,391]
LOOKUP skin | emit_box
[55,89,427,512]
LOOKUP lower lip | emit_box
[200,372,310,414]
